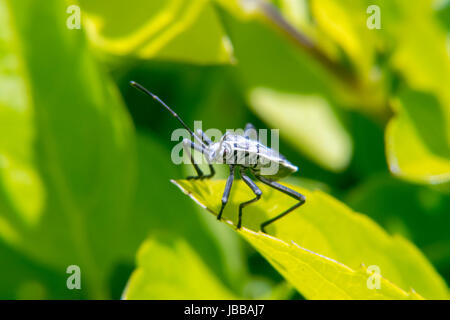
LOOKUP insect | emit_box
[130,81,305,233]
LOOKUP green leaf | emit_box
[0,239,86,299]
[172,179,449,299]
[384,0,450,103]
[249,88,353,172]
[0,0,136,298]
[123,236,237,299]
[386,90,450,189]
[309,0,450,113]
[310,0,376,79]
[347,174,450,269]
[79,0,234,64]
[308,0,450,187]
[378,1,450,187]
[0,0,45,233]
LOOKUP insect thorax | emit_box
[208,133,298,179]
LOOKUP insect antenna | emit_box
[130,81,206,147]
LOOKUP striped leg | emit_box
[182,138,215,179]
[183,139,204,180]
[195,129,215,178]
[255,175,306,233]
[217,165,236,221]
[237,168,262,230]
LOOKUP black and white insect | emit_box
[130,81,305,233]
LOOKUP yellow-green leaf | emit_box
[123,236,237,299]
[172,179,449,299]
[0,0,136,299]
[79,0,234,64]
[310,0,375,78]
[0,0,45,230]
[249,88,353,172]
[386,90,450,189]
[386,0,450,103]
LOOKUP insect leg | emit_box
[244,123,258,139]
[205,164,216,178]
[193,129,215,178]
[182,138,215,179]
[195,129,213,146]
[217,165,235,221]
[183,138,204,180]
[204,163,215,179]
[237,168,262,230]
[255,175,306,233]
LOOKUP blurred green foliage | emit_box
[0,0,449,299]
[123,236,237,299]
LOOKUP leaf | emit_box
[0,0,136,298]
[172,179,449,299]
[308,0,450,187]
[123,236,237,299]
[0,239,86,299]
[0,0,45,231]
[379,1,450,188]
[249,88,353,172]
[384,0,450,103]
[79,0,234,64]
[310,0,375,78]
[309,0,450,112]
[347,174,450,269]
[386,90,450,189]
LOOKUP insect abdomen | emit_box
[221,134,297,180]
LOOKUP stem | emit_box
[255,0,357,86]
